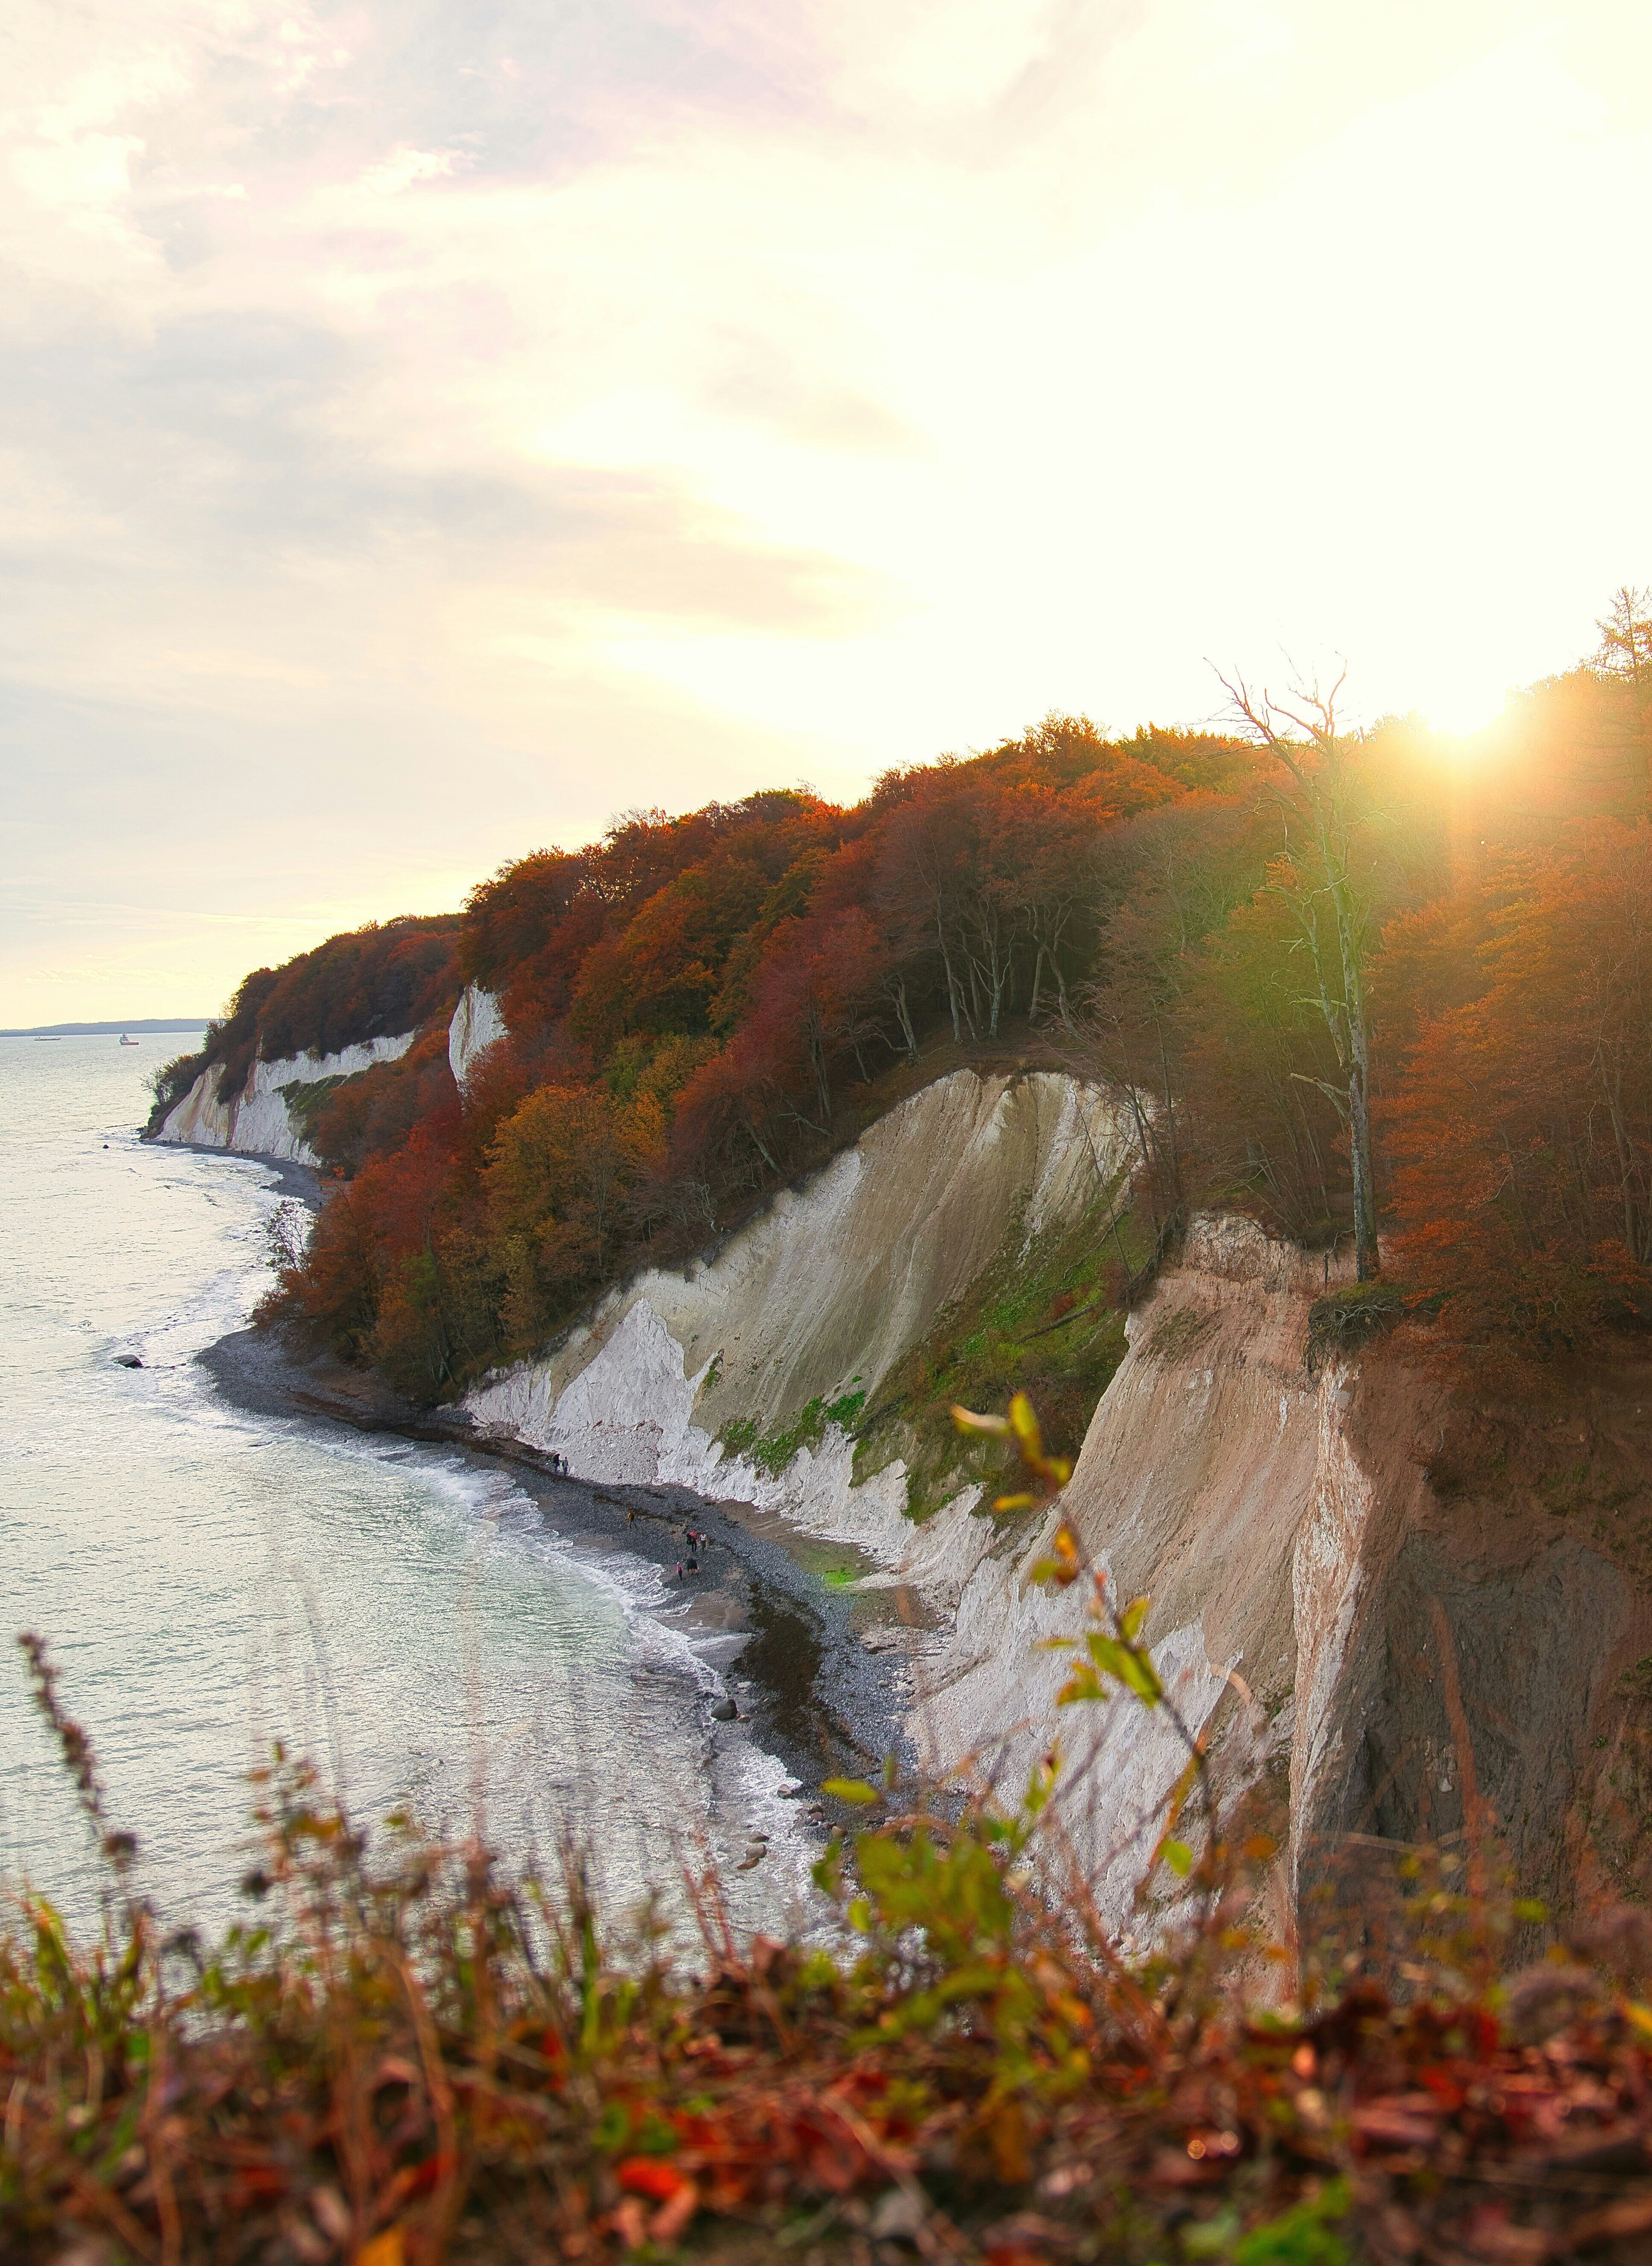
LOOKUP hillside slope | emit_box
[155,1031,420,1165]
[916,1216,1652,1921]
[465,1067,1135,1526]
[459,1070,1652,1927]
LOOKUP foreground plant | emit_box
[10,1397,1652,2263]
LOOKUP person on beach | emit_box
[675,1562,684,1583]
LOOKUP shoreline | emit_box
[200,1320,916,1822]
[147,1133,326,1208]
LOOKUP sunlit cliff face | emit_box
[3,0,1651,1021]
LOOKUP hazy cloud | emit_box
[3,0,1650,1018]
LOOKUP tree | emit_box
[1216,666,1382,1281]
[1081,796,1274,1232]
[990,782,1094,1032]
[1380,819,1652,1354]
[874,769,981,1043]
[1595,584,1652,697]
[483,1084,657,1349]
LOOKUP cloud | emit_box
[2,0,1651,1021]
[358,147,459,195]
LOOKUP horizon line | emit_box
[0,1019,211,1038]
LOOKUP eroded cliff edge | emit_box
[453,1063,1652,1923]
[153,1031,419,1165]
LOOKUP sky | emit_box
[3,1,1650,1023]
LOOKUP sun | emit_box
[1418,678,1509,739]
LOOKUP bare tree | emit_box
[1595,584,1652,696]
[1215,663,1381,1282]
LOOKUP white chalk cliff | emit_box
[465,1068,1132,1509]
[461,1065,1434,1920]
[449,984,505,1092]
[155,1032,418,1166]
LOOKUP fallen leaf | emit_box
[609,2197,647,2251]
[991,2102,1029,2185]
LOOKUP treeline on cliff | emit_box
[146,916,464,1130]
[238,609,1651,1400]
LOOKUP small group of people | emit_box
[548,1452,568,1476]
[675,1523,712,1583]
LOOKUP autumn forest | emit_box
[153,602,1652,1406]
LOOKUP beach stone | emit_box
[710,1694,737,1720]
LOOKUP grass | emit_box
[279,1073,360,1149]
[851,1195,1144,1520]
[720,1389,866,1479]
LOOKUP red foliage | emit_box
[1380,819,1652,1353]
[272,716,1325,1391]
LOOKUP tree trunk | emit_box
[935,913,966,1042]
[806,1005,832,1128]
[888,976,918,1060]
[1331,869,1379,1280]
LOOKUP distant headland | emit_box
[0,1019,210,1038]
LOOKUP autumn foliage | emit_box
[269,722,1286,1395]
[206,652,1652,1399]
[1380,818,1652,1356]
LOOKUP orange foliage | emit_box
[1380,819,1652,1354]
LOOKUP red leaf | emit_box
[617,2157,689,2204]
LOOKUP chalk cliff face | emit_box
[155,1032,418,1165]
[926,1214,1651,1916]
[448,984,505,1092]
[459,1063,1652,1921]
[465,1068,1133,1507]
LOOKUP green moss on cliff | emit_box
[851,1188,1145,1520]
[279,1071,363,1149]
[723,1385,868,1476]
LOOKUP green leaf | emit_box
[594,2100,632,2152]
[1082,1631,1162,1705]
[810,1835,844,1899]
[848,1897,872,1934]
[1124,1650,1163,1704]
[1162,1839,1193,1878]
[1512,1897,1549,1924]
[822,1777,879,1805]
[1119,1594,1151,1641]
[1232,2176,1350,2265]
[1086,1632,1133,1679]
[1007,1392,1046,1459]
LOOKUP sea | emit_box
[0,1033,819,1945]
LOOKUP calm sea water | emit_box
[0,1035,814,1940]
